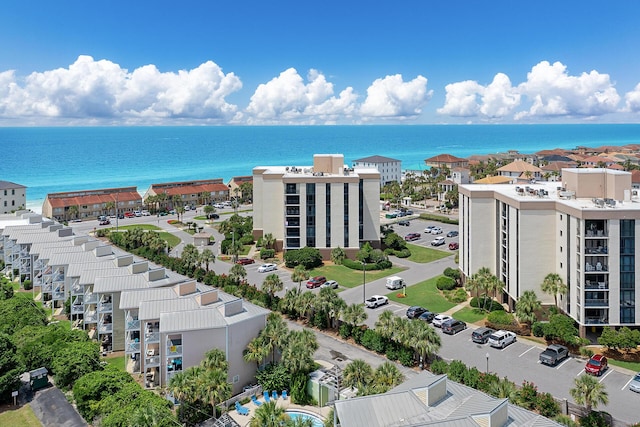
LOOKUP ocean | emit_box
[2,124,640,212]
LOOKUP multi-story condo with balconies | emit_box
[459,168,640,337]
[0,181,27,214]
[253,154,381,259]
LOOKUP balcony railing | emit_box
[585,263,608,272]
[126,319,140,330]
[126,342,141,353]
[84,293,98,304]
[71,304,84,314]
[53,291,66,301]
[145,332,160,343]
[584,298,609,307]
[585,246,608,254]
[72,284,83,295]
[585,281,608,290]
[98,303,113,313]
[145,356,160,367]
[98,322,113,333]
[42,283,53,292]
[585,229,607,237]
[167,344,183,356]
[84,311,98,323]
[585,316,609,325]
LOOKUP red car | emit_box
[306,276,327,289]
[236,258,255,265]
[124,212,136,218]
[404,233,421,241]
[449,242,459,250]
[585,354,608,376]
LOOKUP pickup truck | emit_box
[539,344,569,366]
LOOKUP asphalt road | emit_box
[30,386,87,427]
[68,209,639,424]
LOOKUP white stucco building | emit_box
[459,168,640,337]
[352,155,401,187]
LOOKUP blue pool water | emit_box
[286,409,324,427]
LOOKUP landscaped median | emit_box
[307,264,406,288]
[386,276,457,314]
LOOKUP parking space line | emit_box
[556,358,572,370]
[519,347,535,358]
[575,369,584,377]
[599,370,613,383]
[622,377,633,391]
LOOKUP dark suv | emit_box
[472,327,495,344]
[406,306,428,319]
[442,319,467,335]
[417,311,436,323]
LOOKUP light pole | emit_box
[362,261,367,303]
[485,352,489,374]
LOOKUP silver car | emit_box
[630,372,640,393]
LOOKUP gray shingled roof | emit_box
[353,155,401,163]
[0,180,26,189]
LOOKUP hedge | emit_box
[436,276,456,291]
[470,296,504,312]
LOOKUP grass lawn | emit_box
[608,359,640,372]
[307,265,406,289]
[406,244,454,263]
[157,232,181,248]
[109,224,161,231]
[0,404,41,427]
[387,276,455,313]
[103,355,127,371]
[452,306,487,324]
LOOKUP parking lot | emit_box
[431,323,639,424]
[395,219,460,250]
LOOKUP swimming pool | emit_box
[286,409,324,427]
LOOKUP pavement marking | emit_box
[599,370,613,383]
[556,358,572,370]
[519,347,535,358]
[622,377,633,391]
[575,369,585,377]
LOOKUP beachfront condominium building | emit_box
[459,168,640,337]
[143,179,229,208]
[0,180,27,214]
[253,154,381,259]
[352,155,401,187]
[42,187,142,221]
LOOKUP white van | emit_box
[385,276,405,290]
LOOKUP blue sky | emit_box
[1,0,640,125]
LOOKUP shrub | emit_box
[443,267,461,281]
[360,329,386,353]
[447,360,467,383]
[259,248,275,260]
[284,247,323,269]
[384,342,399,362]
[532,322,546,337]
[516,380,538,410]
[536,392,560,418]
[387,248,411,258]
[579,346,594,358]
[470,296,504,311]
[463,367,481,389]
[487,311,516,326]
[397,347,414,367]
[436,276,456,291]
[444,288,468,304]
[429,359,449,375]
[339,323,351,340]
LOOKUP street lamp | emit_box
[362,261,367,303]
[485,352,489,374]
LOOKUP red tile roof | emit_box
[425,153,468,163]
[47,189,141,208]
[151,183,229,197]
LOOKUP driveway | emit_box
[30,387,87,427]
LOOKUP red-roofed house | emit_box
[425,154,469,169]
[143,179,229,208]
[42,187,142,221]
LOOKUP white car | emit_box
[141,210,151,216]
[257,263,277,273]
[365,295,388,308]
[488,330,517,348]
[213,203,225,209]
[431,227,443,234]
[321,280,339,289]
[432,314,451,328]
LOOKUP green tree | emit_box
[51,341,102,389]
[330,247,346,265]
[202,348,228,372]
[341,303,368,329]
[515,290,541,327]
[291,265,310,292]
[374,310,395,339]
[262,273,284,298]
[73,365,135,421]
[199,367,231,417]
[244,336,270,368]
[488,377,517,401]
[262,233,275,250]
[250,400,287,427]
[200,248,215,272]
[342,359,373,392]
[262,313,289,363]
[372,361,405,392]
[541,273,567,308]
[407,319,441,368]
[229,263,247,283]
[0,333,24,401]
[281,329,317,375]
[0,295,48,335]
[570,374,609,413]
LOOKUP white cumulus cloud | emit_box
[437,80,484,117]
[359,74,431,119]
[515,61,620,120]
[437,74,520,119]
[623,83,640,113]
[245,68,358,124]
[0,55,242,123]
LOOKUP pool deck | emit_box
[229,393,330,425]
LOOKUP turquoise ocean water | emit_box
[2,124,640,212]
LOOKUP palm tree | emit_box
[244,336,269,368]
[200,248,215,272]
[291,265,310,292]
[203,204,215,219]
[488,377,517,401]
[373,361,405,391]
[330,247,346,265]
[342,359,373,391]
[295,291,316,320]
[541,273,567,308]
[167,370,191,403]
[281,330,317,374]
[341,303,368,329]
[315,287,345,329]
[202,348,228,372]
[570,374,609,413]
[67,204,79,221]
[249,400,287,427]
[374,310,395,339]
[262,233,275,250]
[181,244,200,270]
[229,264,247,284]
[407,320,441,368]
[262,273,283,298]
[515,290,541,327]
[104,201,115,217]
[262,313,289,363]
[199,368,231,417]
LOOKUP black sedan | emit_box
[406,306,428,319]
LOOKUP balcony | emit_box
[98,322,112,333]
[71,284,83,295]
[42,283,53,293]
[126,319,140,330]
[84,292,98,304]
[585,262,608,272]
[585,246,608,255]
[145,356,160,367]
[71,304,84,314]
[126,341,141,353]
[98,303,113,313]
[585,229,607,238]
[167,344,183,356]
[52,273,64,282]
[584,308,608,325]
[145,332,160,343]
[584,298,609,307]
[84,311,98,323]
[53,291,66,301]
[585,281,608,290]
